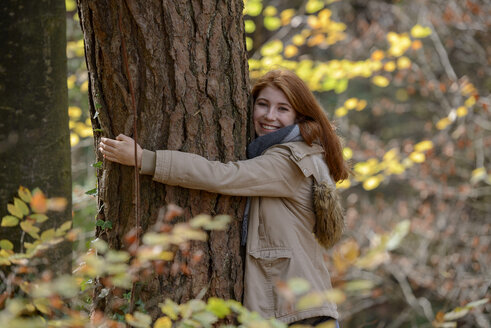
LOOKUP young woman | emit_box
[99,70,348,326]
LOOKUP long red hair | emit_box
[251,70,349,182]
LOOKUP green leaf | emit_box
[40,229,56,242]
[102,221,113,229]
[20,221,41,239]
[92,161,103,168]
[1,215,19,227]
[0,239,14,250]
[264,16,281,31]
[244,1,262,16]
[334,79,348,94]
[386,220,410,251]
[85,188,98,196]
[206,297,231,319]
[96,219,105,227]
[95,103,102,109]
[29,213,49,223]
[93,128,103,132]
[58,221,72,232]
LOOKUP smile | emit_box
[260,124,280,130]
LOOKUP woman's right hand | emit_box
[99,134,143,168]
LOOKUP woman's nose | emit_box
[264,107,276,120]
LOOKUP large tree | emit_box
[0,0,72,270]
[77,0,250,315]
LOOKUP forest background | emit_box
[0,0,490,327]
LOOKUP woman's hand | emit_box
[99,134,143,168]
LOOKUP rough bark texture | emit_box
[77,0,250,315]
[0,0,72,270]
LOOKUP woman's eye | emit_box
[279,107,289,112]
[257,102,267,106]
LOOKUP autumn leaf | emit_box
[0,239,14,250]
[18,186,32,203]
[30,189,47,213]
[154,316,172,328]
[1,215,19,227]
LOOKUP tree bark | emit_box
[0,0,72,271]
[77,0,250,316]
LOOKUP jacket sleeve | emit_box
[152,147,304,197]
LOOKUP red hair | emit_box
[251,70,349,182]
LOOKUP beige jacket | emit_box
[141,141,339,323]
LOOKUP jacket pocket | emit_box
[249,248,293,317]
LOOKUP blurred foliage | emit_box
[61,0,491,326]
[3,189,486,327]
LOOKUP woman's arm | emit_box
[99,135,303,197]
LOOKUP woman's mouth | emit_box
[260,123,280,131]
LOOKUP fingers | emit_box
[116,134,133,142]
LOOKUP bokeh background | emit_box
[65,0,490,326]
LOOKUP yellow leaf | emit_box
[344,98,358,110]
[244,20,255,33]
[2,215,19,227]
[244,1,262,16]
[409,152,425,163]
[306,0,324,14]
[335,107,348,117]
[0,239,14,250]
[470,167,486,184]
[14,198,30,216]
[356,99,367,111]
[456,106,468,117]
[264,16,281,31]
[307,15,321,29]
[263,5,277,16]
[33,298,51,315]
[70,133,80,146]
[324,289,346,304]
[29,213,49,223]
[336,179,351,189]
[260,40,283,56]
[8,203,23,218]
[383,61,396,72]
[281,9,295,25]
[436,117,451,130]
[67,75,76,89]
[18,186,32,203]
[81,80,89,92]
[342,147,353,160]
[292,34,305,46]
[20,221,40,239]
[464,96,476,107]
[284,45,298,58]
[371,50,385,61]
[414,140,433,152]
[410,24,432,38]
[297,292,324,310]
[363,175,383,190]
[371,76,390,87]
[397,56,411,70]
[154,316,172,328]
[68,106,82,119]
[40,229,56,242]
[246,37,253,51]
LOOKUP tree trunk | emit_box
[0,0,72,271]
[77,0,250,316]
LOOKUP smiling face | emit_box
[253,86,297,137]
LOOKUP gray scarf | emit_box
[241,124,303,246]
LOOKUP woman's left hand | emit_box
[99,134,143,168]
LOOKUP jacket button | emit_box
[303,168,308,174]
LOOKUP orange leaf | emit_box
[30,190,47,213]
